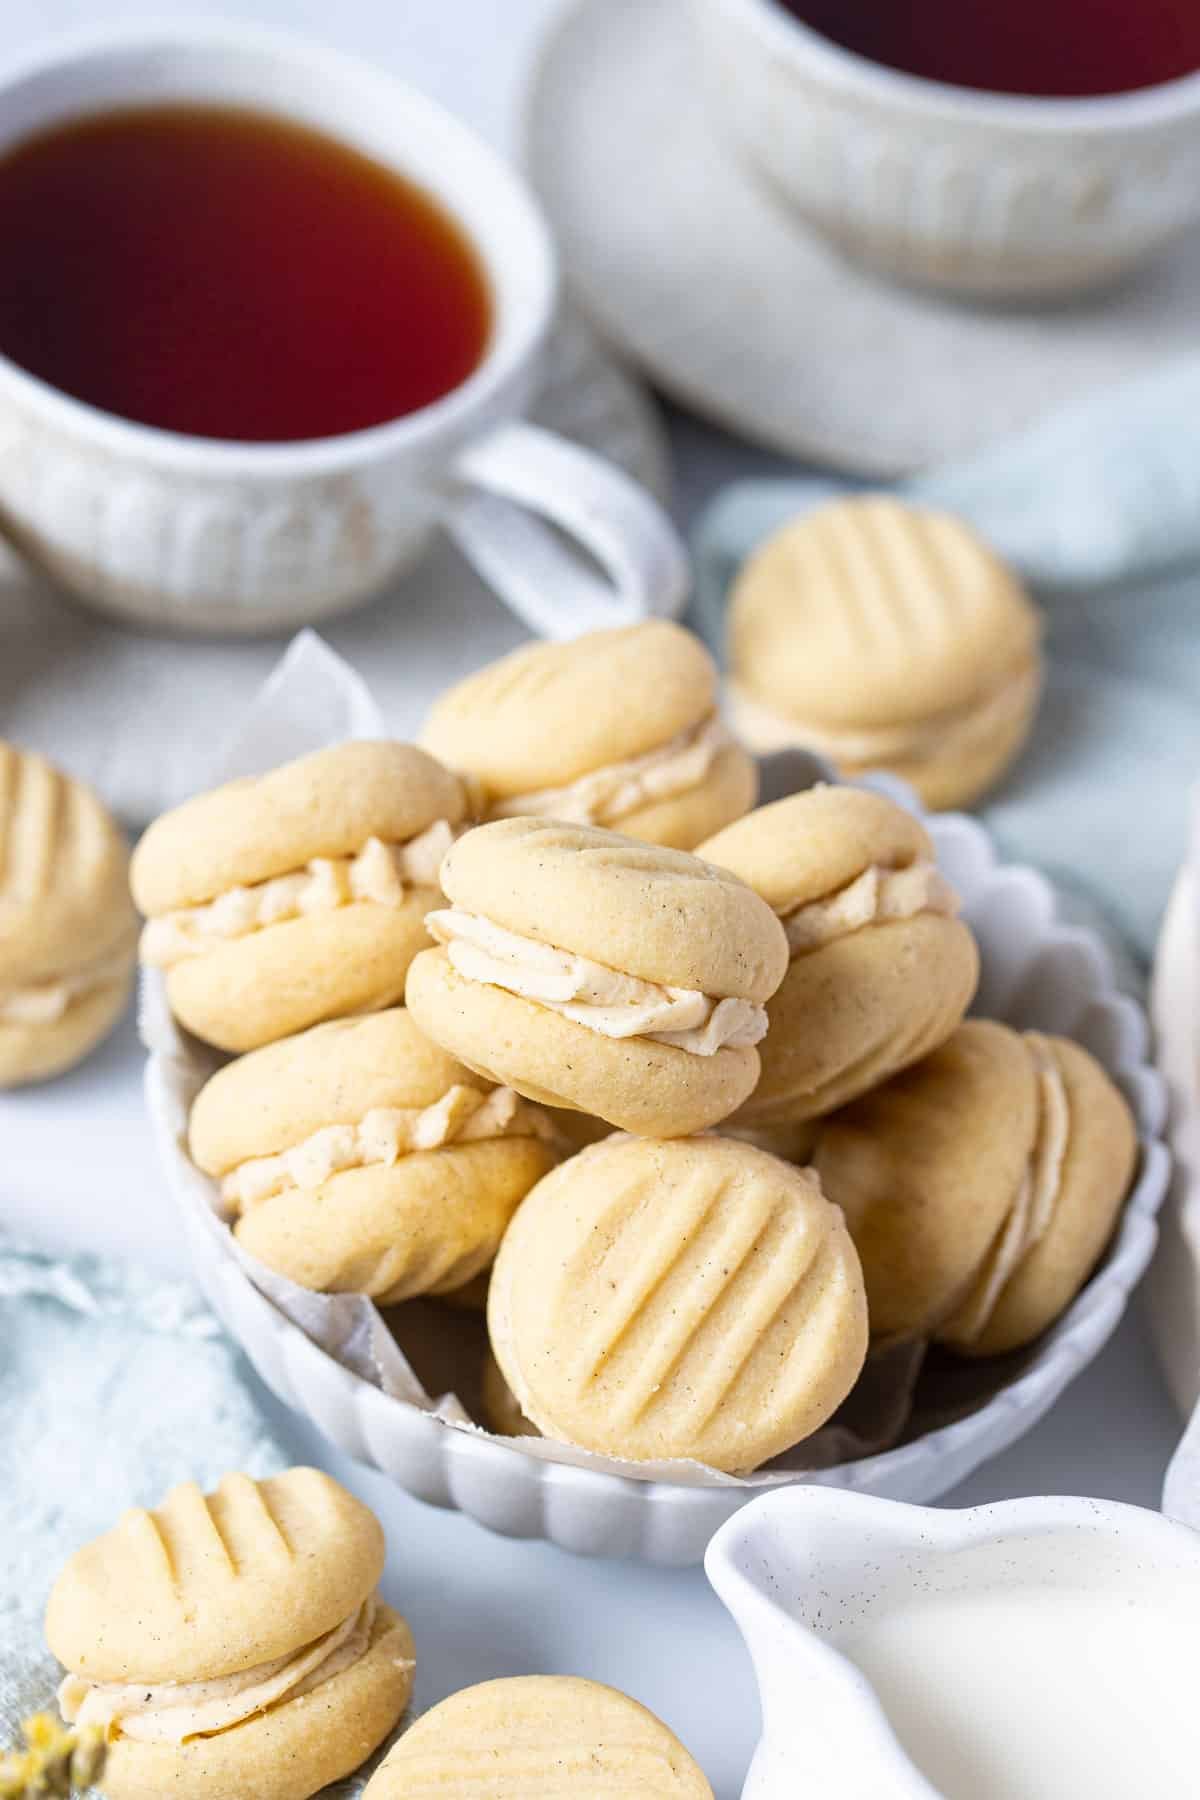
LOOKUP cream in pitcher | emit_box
[707,1489,1200,1800]
[844,1566,1199,1798]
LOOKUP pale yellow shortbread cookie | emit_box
[132,741,468,1052]
[190,1009,558,1303]
[363,1676,713,1798]
[422,620,757,850]
[698,785,979,1123]
[814,1019,1138,1355]
[0,743,138,1087]
[46,1468,414,1800]
[728,496,1042,810]
[405,817,790,1138]
[487,1134,868,1472]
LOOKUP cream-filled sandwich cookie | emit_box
[814,1019,1138,1356]
[698,785,979,1124]
[488,1134,867,1472]
[133,741,468,1053]
[0,744,138,1087]
[421,620,757,850]
[405,817,790,1138]
[364,1676,712,1798]
[727,496,1042,810]
[46,1468,414,1800]
[190,1009,558,1303]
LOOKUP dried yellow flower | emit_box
[0,1715,106,1798]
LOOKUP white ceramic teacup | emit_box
[0,23,688,636]
[694,0,1200,299]
[708,1485,1200,1797]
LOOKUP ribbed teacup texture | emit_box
[695,0,1200,297]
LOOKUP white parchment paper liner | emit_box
[143,634,1168,1498]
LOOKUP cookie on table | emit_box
[727,496,1042,810]
[46,1467,414,1800]
[0,744,138,1087]
[190,1008,558,1304]
[813,1019,1139,1356]
[697,785,978,1124]
[133,741,468,1053]
[363,1676,712,1798]
[405,817,790,1138]
[487,1135,867,1472]
[421,620,757,850]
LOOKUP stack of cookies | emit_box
[134,613,1135,1481]
[726,496,1044,810]
[46,1468,415,1800]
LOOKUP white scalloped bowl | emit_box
[149,779,1169,1564]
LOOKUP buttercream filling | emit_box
[58,1597,382,1746]
[779,860,959,955]
[222,1084,554,1213]
[0,940,135,1026]
[426,908,766,1055]
[140,823,455,968]
[487,713,729,827]
[941,1035,1070,1344]
[726,661,1038,765]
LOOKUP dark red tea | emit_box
[0,105,492,441]
[779,0,1200,98]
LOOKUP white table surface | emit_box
[0,5,1184,1797]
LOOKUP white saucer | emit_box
[525,0,1200,475]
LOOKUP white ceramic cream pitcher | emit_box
[706,1482,1200,1799]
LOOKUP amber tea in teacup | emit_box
[779,0,1200,97]
[0,104,492,441]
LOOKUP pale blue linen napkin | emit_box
[692,358,1200,958]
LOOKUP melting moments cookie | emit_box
[421,620,757,850]
[698,785,978,1123]
[487,1135,868,1472]
[813,1020,1138,1355]
[133,741,468,1052]
[727,496,1042,810]
[0,744,138,1087]
[364,1677,712,1798]
[405,817,790,1138]
[47,1468,414,1800]
[190,1009,559,1302]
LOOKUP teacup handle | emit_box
[445,420,690,639]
